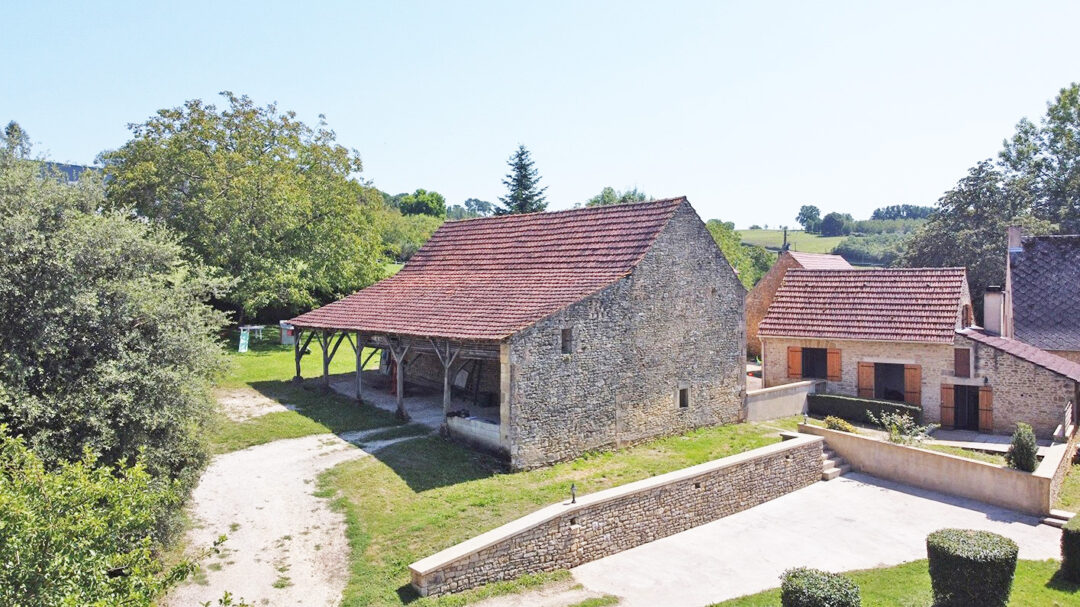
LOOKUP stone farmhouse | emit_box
[758,267,1080,438]
[985,226,1080,364]
[744,251,851,358]
[289,198,747,469]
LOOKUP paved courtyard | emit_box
[572,472,1061,606]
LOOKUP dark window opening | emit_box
[954,385,980,431]
[561,328,573,354]
[874,363,906,402]
[801,348,828,379]
[678,387,689,408]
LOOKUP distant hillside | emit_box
[735,229,845,254]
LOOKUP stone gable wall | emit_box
[956,334,1078,438]
[745,253,801,358]
[410,435,823,597]
[506,202,746,469]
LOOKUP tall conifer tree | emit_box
[495,145,547,214]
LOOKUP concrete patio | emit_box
[328,370,500,430]
[572,472,1062,606]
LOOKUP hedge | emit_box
[808,393,922,425]
[1062,515,1080,582]
[926,529,1018,607]
[780,567,861,607]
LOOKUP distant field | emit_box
[385,262,404,274]
[736,229,845,253]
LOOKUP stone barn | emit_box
[288,198,747,469]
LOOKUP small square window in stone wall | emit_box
[678,387,689,408]
[561,328,573,354]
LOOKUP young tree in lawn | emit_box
[495,145,547,215]
[101,92,384,320]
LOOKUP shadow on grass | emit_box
[1046,568,1080,593]
[369,433,503,493]
[248,379,399,432]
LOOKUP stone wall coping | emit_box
[746,379,823,397]
[409,433,823,576]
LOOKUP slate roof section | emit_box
[787,251,853,270]
[758,267,968,344]
[959,328,1080,383]
[289,198,686,340]
[1010,235,1080,352]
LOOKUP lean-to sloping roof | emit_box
[289,198,686,340]
[1010,234,1080,352]
[959,328,1080,383]
[787,251,853,270]
[758,267,967,344]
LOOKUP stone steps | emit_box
[821,448,850,481]
[1041,508,1076,528]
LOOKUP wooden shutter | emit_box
[857,362,874,398]
[941,384,955,428]
[978,386,993,432]
[954,348,971,378]
[826,349,842,381]
[787,347,802,379]
[903,365,922,405]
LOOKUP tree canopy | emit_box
[819,211,853,236]
[796,205,821,232]
[871,204,934,220]
[495,145,547,215]
[584,186,650,207]
[0,139,228,496]
[397,188,446,217]
[101,92,384,320]
[705,219,775,289]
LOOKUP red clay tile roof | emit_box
[289,198,686,340]
[959,328,1080,383]
[787,251,853,270]
[758,267,968,344]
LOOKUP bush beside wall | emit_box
[808,393,922,425]
[926,528,1018,607]
[1062,516,1080,582]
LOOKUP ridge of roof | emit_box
[443,196,689,225]
[958,328,1080,383]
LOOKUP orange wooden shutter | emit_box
[787,347,802,379]
[857,362,874,398]
[978,386,993,432]
[954,348,971,378]
[903,365,922,405]
[826,349,842,381]
[940,384,955,428]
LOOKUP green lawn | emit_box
[208,327,399,453]
[318,417,804,606]
[1056,462,1080,511]
[920,444,1008,466]
[736,229,845,254]
[714,559,1079,606]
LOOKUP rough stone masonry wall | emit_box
[411,436,822,597]
[745,253,800,358]
[762,337,953,424]
[506,202,747,468]
[956,334,1078,438]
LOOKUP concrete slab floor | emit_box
[571,473,1062,607]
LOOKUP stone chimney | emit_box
[1007,225,1024,253]
[984,285,1004,336]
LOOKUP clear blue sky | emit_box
[4,1,1078,227]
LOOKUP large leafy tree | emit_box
[705,219,776,289]
[495,145,547,215]
[101,92,384,320]
[0,138,229,495]
[1001,83,1080,232]
[896,160,1053,319]
[397,188,446,217]
[795,205,821,232]
[584,186,650,207]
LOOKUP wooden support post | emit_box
[352,332,364,405]
[293,328,303,383]
[320,330,333,392]
[430,339,461,419]
[387,339,411,422]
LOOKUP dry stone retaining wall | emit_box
[409,434,823,596]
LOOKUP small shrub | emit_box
[807,393,922,425]
[867,411,938,445]
[926,529,1018,607]
[1062,515,1080,582]
[824,416,856,433]
[1005,423,1039,472]
[780,567,860,607]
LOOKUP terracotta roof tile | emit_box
[959,328,1080,383]
[787,251,853,270]
[288,198,686,340]
[1010,234,1080,352]
[758,267,967,344]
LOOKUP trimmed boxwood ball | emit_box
[780,567,861,607]
[926,528,1018,606]
[1062,515,1080,582]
